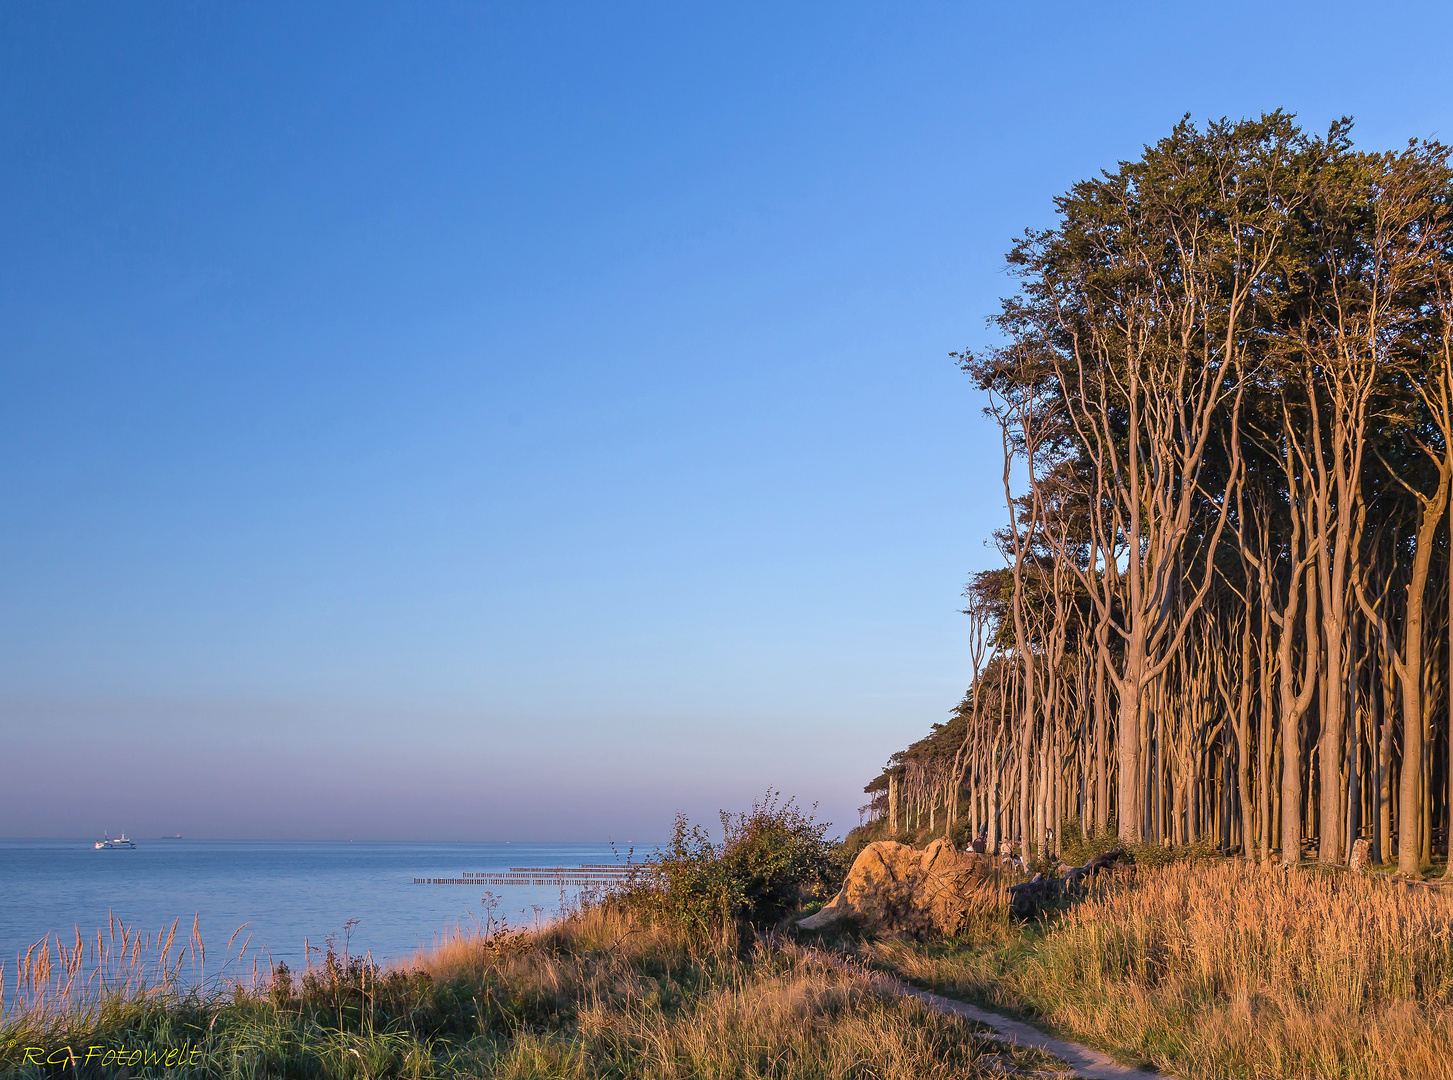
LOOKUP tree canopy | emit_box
[867,114,1453,876]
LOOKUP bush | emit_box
[624,792,843,939]
[1057,816,1123,866]
[948,816,975,851]
[1058,815,1219,869]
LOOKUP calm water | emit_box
[0,839,638,979]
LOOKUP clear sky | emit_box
[2,2,1449,841]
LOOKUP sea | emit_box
[0,838,642,984]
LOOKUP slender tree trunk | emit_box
[1447,546,1453,877]
[1281,559,1321,867]
[888,773,898,835]
[1396,470,1451,874]
[1095,651,1109,832]
[1237,610,1256,856]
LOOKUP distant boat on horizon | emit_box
[94,832,136,850]
[159,834,182,839]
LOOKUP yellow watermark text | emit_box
[20,1043,201,1069]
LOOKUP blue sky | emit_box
[2,2,1449,840]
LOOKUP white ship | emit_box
[94,831,136,850]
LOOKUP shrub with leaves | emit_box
[716,791,842,923]
[1058,816,1217,869]
[623,792,842,939]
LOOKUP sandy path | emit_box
[803,947,1176,1080]
[881,974,1178,1080]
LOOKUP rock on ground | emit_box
[797,838,990,938]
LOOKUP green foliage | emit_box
[1056,816,1123,867]
[1057,816,1219,869]
[948,816,974,851]
[625,814,743,940]
[2,955,465,1079]
[716,793,843,921]
[1120,837,1219,869]
[623,792,843,939]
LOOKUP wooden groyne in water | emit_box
[413,865,656,886]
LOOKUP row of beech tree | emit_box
[867,113,1453,876]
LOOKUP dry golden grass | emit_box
[486,943,1058,1079]
[410,902,1063,1078]
[3,899,1061,1078]
[0,911,260,1030]
[863,861,1453,1080]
